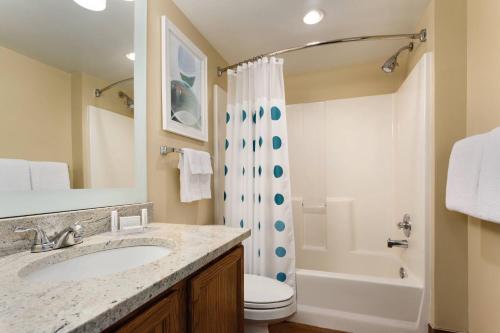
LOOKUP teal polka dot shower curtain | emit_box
[224,57,296,288]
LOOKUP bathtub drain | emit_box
[399,267,407,279]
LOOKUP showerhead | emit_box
[381,42,414,73]
[381,55,398,73]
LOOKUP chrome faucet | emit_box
[387,238,408,248]
[15,222,84,253]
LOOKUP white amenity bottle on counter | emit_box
[141,208,148,227]
[111,210,119,232]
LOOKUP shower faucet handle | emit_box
[397,214,412,238]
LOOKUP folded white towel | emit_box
[184,148,213,175]
[178,149,212,203]
[477,128,500,223]
[29,161,70,191]
[446,133,485,216]
[0,159,32,192]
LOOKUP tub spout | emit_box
[387,238,408,248]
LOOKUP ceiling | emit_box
[0,0,134,82]
[172,0,430,75]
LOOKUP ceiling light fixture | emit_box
[126,52,135,61]
[303,9,324,25]
[73,0,106,11]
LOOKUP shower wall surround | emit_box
[288,54,431,283]
[287,55,431,333]
[0,203,153,257]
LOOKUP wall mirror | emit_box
[0,0,147,218]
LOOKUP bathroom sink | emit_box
[21,245,171,283]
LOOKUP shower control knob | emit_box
[397,214,412,238]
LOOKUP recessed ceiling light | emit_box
[73,0,106,11]
[303,9,324,25]
[126,52,135,61]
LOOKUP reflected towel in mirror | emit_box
[29,161,70,191]
[0,159,32,192]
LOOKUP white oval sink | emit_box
[22,245,171,283]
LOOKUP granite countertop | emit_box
[0,223,250,333]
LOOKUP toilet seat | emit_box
[244,274,296,321]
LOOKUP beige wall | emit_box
[284,62,406,104]
[467,0,500,332]
[0,46,73,173]
[147,0,227,224]
[407,1,469,331]
[432,1,468,330]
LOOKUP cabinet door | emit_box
[189,246,244,333]
[116,283,186,333]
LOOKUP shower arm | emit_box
[95,77,133,97]
[217,29,427,77]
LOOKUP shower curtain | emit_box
[224,57,295,287]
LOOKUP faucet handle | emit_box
[14,225,55,252]
[396,214,412,238]
[70,222,84,240]
[71,218,91,236]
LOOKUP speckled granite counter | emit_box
[0,223,250,333]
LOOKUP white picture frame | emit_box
[161,16,208,142]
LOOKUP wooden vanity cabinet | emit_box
[115,281,186,333]
[189,245,244,333]
[108,245,243,333]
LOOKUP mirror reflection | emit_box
[0,0,135,191]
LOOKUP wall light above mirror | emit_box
[0,0,147,217]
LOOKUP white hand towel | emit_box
[446,133,485,216]
[183,148,213,175]
[0,159,31,192]
[477,128,500,223]
[29,161,70,191]
[178,149,212,203]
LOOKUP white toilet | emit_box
[244,274,296,333]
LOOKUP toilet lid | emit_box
[244,274,294,308]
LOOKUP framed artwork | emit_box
[161,16,208,142]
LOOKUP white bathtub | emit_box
[290,269,427,333]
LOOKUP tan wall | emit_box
[406,2,434,75]
[284,62,406,104]
[467,0,500,332]
[0,46,73,173]
[433,1,468,330]
[147,0,227,224]
[407,1,469,331]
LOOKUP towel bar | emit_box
[160,146,183,155]
[160,146,213,159]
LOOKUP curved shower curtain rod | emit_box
[217,29,427,77]
[94,77,133,97]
